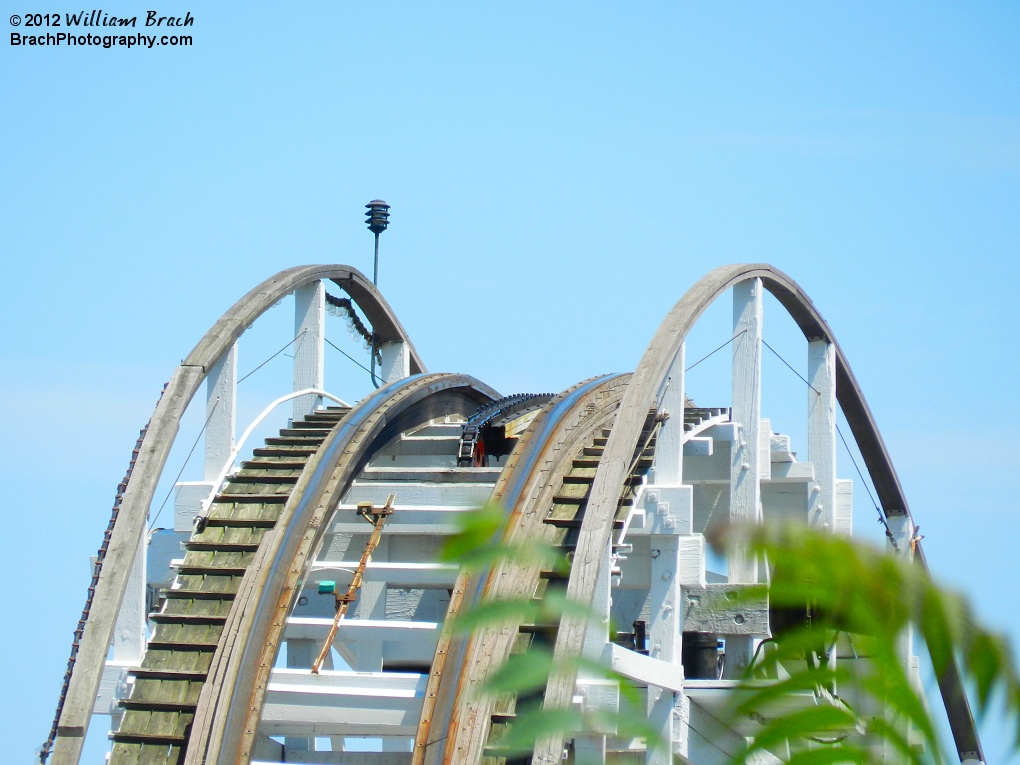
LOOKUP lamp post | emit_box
[365,200,390,286]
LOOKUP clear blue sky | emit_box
[3,2,1018,762]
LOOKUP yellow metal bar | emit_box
[311,494,395,673]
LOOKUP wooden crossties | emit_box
[107,407,349,765]
[52,263,986,765]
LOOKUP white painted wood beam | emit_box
[204,343,236,481]
[603,643,685,694]
[285,639,315,753]
[886,514,917,761]
[379,341,410,385]
[726,278,763,681]
[646,526,682,765]
[261,669,425,738]
[284,618,439,643]
[309,562,458,589]
[293,281,325,420]
[254,753,417,765]
[807,339,836,532]
[112,529,146,665]
[729,278,763,584]
[653,344,685,486]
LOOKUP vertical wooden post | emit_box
[886,514,917,760]
[576,544,612,765]
[284,640,314,753]
[729,278,763,584]
[646,533,681,765]
[379,341,411,385]
[204,344,236,481]
[653,344,686,486]
[725,278,763,680]
[807,339,836,531]
[293,282,325,420]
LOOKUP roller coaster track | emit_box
[43,263,984,765]
[110,405,352,762]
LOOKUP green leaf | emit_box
[480,649,555,695]
[781,745,871,765]
[747,705,859,756]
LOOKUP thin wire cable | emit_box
[837,423,896,549]
[685,328,747,373]
[148,398,219,532]
[237,330,306,384]
[757,336,894,545]
[325,336,375,376]
[762,338,820,395]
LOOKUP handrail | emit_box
[198,387,350,518]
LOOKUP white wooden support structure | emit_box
[204,343,236,481]
[726,278,763,678]
[807,339,836,532]
[576,544,614,765]
[379,341,411,385]
[647,347,696,538]
[645,524,683,765]
[285,638,316,753]
[261,669,426,738]
[94,530,148,719]
[887,512,917,761]
[293,281,325,420]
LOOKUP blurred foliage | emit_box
[715,523,1020,764]
[440,507,1020,763]
[438,504,663,757]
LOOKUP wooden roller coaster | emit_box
[40,264,985,765]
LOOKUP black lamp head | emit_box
[366,200,390,235]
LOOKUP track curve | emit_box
[190,373,499,765]
[531,263,981,765]
[50,265,425,765]
[47,262,983,765]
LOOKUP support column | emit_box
[293,281,325,421]
[204,344,236,481]
[379,341,410,385]
[112,530,147,664]
[646,530,682,765]
[96,528,148,725]
[807,340,836,532]
[729,278,763,583]
[577,543,613,765]
[887,514,916,761]
[284,640,315,754]
[726,278,763,679]
[653,345,686,486]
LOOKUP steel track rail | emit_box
[531,263,983,765]
[186,372,499,765]
[50,265,425,765]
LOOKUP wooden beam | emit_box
[293,281,325,421]
[807,339,836,531]
[729,278,763,584]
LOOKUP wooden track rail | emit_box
[109,407,351,765]
[47,263,985,765]
[186,373,498,765]
[50,265,424,765]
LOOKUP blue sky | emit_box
[3,2,1018,762]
